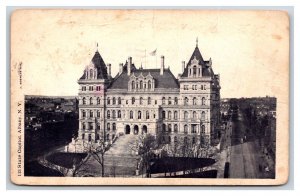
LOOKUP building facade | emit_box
[75,41,221,149]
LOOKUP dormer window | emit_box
[140,80,143,89]
[128,73,154,91]
[90,69,94,79]
[193,66,197,77]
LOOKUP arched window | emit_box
[201,125,205,134]
[107,110,110,119]
[112,110,116,119]
[184,125,188,133]
[174,111,178,120]
[146,111,149,119]
[193,97,197,105]
[184,111,188,119]
[140,80,143,89]
[118,97,121,105]
[118,110,121,118]
[168,97,172,105]
[107,97,111,105]
[132,97,135,104]
[90,110,93,118]
[162,111,166,119]
[130,111,133,119]
[168,111,171,119]
[112,97,116,105]
[162,97,166,105]
[193,111,197,119]
[162,124,166,132]
[140,97,143,105]
[201,111,205,120]
[193,65,197,77]
[174,97,178,105]
[184,136,188,144]
[82,97,86,105]
[97,110,100,118]
[82,110,86,118]
[132,81,135,89]
[97,97,100,105]
[174,136,178,143]
[168,124,172,132]
[88,134,92,142]
[107,123,110,131]
[82,122,86,130]
[89,122,93,130]
[90,69,94,79]
[148,80,151,89]
[90,97,93,105]
[192,137,196,144]
[138,111,142,119]
[184,97,189,105]
[202,97,206,105]
[112,123,116,131]
[95,133,100,140]
[147,97,151,105]
[174,124,178,132]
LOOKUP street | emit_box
[225,108,264,178]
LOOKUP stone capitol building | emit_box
[68,40,221,152]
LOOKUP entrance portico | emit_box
[122,124,152,135]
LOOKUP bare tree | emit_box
[38,152,90,177]
[129,134,156,177]
[69,153,91,177]
[83,138,107,177]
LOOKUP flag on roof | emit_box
[149,49,157,56]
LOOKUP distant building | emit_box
[70,40,221,151]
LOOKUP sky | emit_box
[11,10,289,98]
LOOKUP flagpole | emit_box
[145,49,147,68]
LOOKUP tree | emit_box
[38,152,90,177]
[129,134,156,177]
[83,138,107,177]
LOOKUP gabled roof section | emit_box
[109,68,179,90]
[181,46,214,77]
[79,51,108,80]
[187,46,205,66]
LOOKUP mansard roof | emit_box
[79,51,108,80]
[181,46,214,77]
[109,68,179,90]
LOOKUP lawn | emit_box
[149,157,216,174]
[46,152,87,169]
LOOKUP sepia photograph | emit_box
[10,9,289,185]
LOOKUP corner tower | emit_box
[77,48,111,146]
[178,39,221,146]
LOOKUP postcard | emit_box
[10,9,289,185]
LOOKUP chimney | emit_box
[182,61,185,72]
[119,63,123,74]
[128,57,132,76]
[107,63,111,77]
[160,56,165,75]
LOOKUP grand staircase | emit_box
[104,134,139,177]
